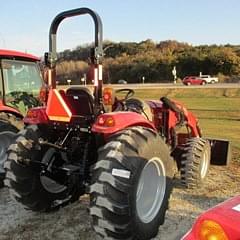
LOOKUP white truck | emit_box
[199,74,219,84]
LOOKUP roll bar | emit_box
[45,7,103,68]
[45,7,104,92]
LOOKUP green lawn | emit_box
[62,86,240,152]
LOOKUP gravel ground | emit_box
[0,151,239,240]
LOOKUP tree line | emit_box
[56,39,240,84]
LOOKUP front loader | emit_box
[4,7,230,240]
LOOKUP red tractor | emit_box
[4,8,230,240]
[0,49,44,187]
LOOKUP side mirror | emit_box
[44,52,50,67]
[44,52,57,68]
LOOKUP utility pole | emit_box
[172,66,177,84]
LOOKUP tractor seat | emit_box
[125,98,152,121]
[65,87,94,116]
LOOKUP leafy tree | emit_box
[56,40,240,84]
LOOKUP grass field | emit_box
[133,88,240,150]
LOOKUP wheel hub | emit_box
[200,148,209,179]
[136,157,166,223]
[40,148,67,194]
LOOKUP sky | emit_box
[0,0,239,56]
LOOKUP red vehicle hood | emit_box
[182,195,240,240]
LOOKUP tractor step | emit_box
[61,164,81,174]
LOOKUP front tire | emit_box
[180,138,211,188]
[90,126,174,239]
[4,125,80,211]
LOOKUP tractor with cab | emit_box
[4,7,230,240]
[0,49,44,187]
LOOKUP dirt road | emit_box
[0,151,239,240]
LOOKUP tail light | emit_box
[97,115,115,127]
[103,87,114,105]
[198,220,229,240]
[39,85,49,104]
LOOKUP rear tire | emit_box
[0,115,20,188]
[4,125,80,211]
[0,112,23,130]
[180,138,211,188]
[90,126,174,239]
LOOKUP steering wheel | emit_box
[115,88,135,102]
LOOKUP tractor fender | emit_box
[92,111,156,135]
[0,105,23,119]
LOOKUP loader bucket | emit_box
[208,139,231,166]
